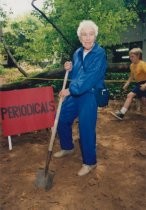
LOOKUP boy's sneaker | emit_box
[77,164,97,176]
[110,111,124,120]
[53,149,74,158]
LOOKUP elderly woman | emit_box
[54,20,107,176]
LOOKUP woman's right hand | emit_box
[64,61,72,71]
[59,88,70,101]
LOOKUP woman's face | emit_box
[129,53,140,64]
[79,27,96,52]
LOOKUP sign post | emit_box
[8,136,12,150]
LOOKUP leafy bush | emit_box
[0,65,5,75]
[106,72,129,80]
[105,72,135,99]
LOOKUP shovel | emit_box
[35,70,69,190]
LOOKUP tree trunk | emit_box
[3,42,28,77]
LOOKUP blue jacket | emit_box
[69,43,107,96]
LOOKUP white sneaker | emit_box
[77,164,96,176]
[53,149,74,158]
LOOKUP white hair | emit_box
[77,20,98,37]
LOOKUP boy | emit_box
[111,48,146,120]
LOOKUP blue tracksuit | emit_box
[57,43,107,165]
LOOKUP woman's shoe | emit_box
[53,149,74,158]
[77,164,96,176]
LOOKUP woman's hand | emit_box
[64,61,72,71]
[59,88,70,99]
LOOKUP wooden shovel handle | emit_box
[48,70,69,151]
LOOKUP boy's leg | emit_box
[122,92,136,110]
[111,92,136,120]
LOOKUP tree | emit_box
[41,0,138,48]
[0,5,7,27]
[2,0,139,65]
[124,0,146,23]
[3,15,58,64]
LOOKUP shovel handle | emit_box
[48,70,69,151]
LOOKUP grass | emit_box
[0,63,44,84]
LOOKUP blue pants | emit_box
[57,92,97,165]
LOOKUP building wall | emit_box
[121,22,146,60]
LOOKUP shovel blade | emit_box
[35,168,55,190]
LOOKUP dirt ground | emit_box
[0,101,146,210]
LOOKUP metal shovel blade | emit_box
[35,168,55,190]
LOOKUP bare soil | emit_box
[0,101,146,210]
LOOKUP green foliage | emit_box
[0,65,5,75]
[106,72,129,80]
[124,0,146,23]
[4,16,58,63]
[2,0,139,65]
[105,72,135,99]
[44,0,138,49]
[0,5,7,27]
[107,82,135,99]
[0,0,141,89]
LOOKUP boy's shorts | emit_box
[132,81,146,98]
